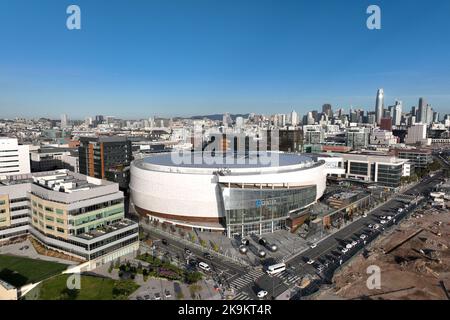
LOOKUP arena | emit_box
[130,152,328,237]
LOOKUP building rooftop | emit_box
[0,169,112,193]
[76,219,136,240]
[141,152,314,169]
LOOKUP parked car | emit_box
[360,234,368,240]
[257,290,268,299]
[310,243,317,249]
[307,259,315,265]
[184,248,192,255]
[161,239,168,245]
[341,248,349,254]
[164,290,172,298]
[154,293,161,300]
[380,220,387,224]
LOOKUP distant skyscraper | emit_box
[433,111,439,123]
[95,115,104,126]
[392,100,402,126]
[61,114,68,128]
[290,110,298,126]
[375,89,384,125]
[322,104,332,118]
[417,98,426,123]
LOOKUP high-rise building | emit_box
[61,114,68,128]
[322,104,333,118]
[78,136,132,190]
[392,100,402,126]
[290,110,298,126]
[405,124,429,145]
[0,138,30,176]
[425,104,433,124]
[346,128,369,150]
[375,88,384,125]
[95,115,104,126]
[433,111,439,123]
[380,118,393,131]
[417,98,426,123]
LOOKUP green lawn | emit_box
[0,254,69,287]
[34,274,139,300]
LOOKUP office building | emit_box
[78,136,132,190]
[338,152,410,189]
[346,128,369,150]
[405,124,430,145]
[0,170,139,268]
[393,148,433,169]
[0,138,30,177]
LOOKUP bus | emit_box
[266,263,286,275]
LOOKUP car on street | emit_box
[368,224,374,229]
[198,262,211,272]
[386,216,393,220]
[380,220,387,224]
[346,243,353,249]
[257,290,268,299]
[341,247,349,254]
[310,243,317,249]
[184,248,192,255]
[161,239,168,245]
[360,234,368,240]
[306,259,315,265]
[204,252,213,260]
[362,213,368,218]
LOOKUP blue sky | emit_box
[0,0,449,119]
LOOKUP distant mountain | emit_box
[188,114,250,121]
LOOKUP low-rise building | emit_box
[0,170,139,269]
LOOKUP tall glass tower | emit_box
[375,88,384,125]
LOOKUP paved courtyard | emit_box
[0,239,77,266]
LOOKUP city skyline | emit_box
[1,0,450,118]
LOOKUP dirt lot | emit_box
[315,205,450,300]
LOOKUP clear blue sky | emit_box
[0,0,449,119]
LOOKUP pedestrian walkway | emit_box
[233,292,252,300]
[274,270,302,286]
[229,269,264,291]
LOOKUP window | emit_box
[0,200,5,205]
[56,218,64,224]
[46,225,54,230]
[55,208,64,215]
[45,216,54,222]
[45,207,54,213]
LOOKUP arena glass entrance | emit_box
[221,184,317,238]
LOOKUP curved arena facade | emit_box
[130,152,327,237]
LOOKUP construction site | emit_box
[315,204,450,300]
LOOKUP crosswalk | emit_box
[233,292,252,300]
[274,271,302,286]
[229,268,265,291]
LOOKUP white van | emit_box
[198,262,211,272]
[266,263,286,275]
